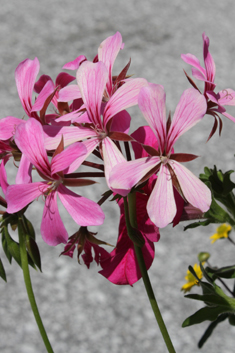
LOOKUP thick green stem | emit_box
[18,218,54,353]
[125,193,176,353]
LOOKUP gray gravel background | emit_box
[1,1,235,352]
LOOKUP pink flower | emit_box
[6,119,105,246]
[110,84,211,228]
[45,60,147,187]
[182,32,235,125]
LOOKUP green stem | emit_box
[125,193,176,353]
[18,217,54,353]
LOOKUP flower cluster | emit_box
[1,31,234,286]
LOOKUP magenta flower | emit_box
[182,32,235,124]
[99,184,160,285]
[110,84,211,228]
[6,119,105,246]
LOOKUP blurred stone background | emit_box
[0,0,235,352]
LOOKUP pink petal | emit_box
[169,160,211,212]
[191,67,208,82]
[51,142,87,175]
[138,84,166,153]
[64,138,100,174]
[181,53,206,79]
[98,32,123,96]
[102,137,126,188]
[15,119,51,178]
[131,126,159,159]
[57,84,82,102]
[55,72,75,88]
[58,184,105,226]
[0,117,26,140]
[34,74,52,93]
[0,157,9,195]
[62,55,87,70]
[109,110,131,133]
[54,109,87,124]
[16,154,32,184]
[6,181,46,213]
[109,156,160,196]
[202,32,216,91]
[147,164,176,228]
[15,58,40,116]
[43,125,97,150]
[31,79,55,112]
[167,88,207,154]
[41,190,68,246]
[103,78,148,126]
[76,61,108,127]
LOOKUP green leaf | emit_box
[25,236,42,272]
[185,293,231,307]
[198,314,228,348]
[23,216,35,240]
[1,230,12,264]
[207,265,235,279]
[228,314,235,326]
[0,258,7,282]
[182,305,232,327]
[3,226,21,267]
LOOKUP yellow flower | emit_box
[181,263,203,293]
[210,224,231,244]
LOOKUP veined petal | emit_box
[15,119,51,178]
[167,88,207,153]
[76,61,108,127]
[41,190,68,246]
[169,160,211,212]
[64,138,100,174]
[0,117,26,140]
[6,181,46,213]
[138,84,166,153]
[57,84,82,102]
[98,32,123,96]
[147,164,176,228]
[15,57,40,116]
[51,142,87,175]
[202,33,216,88]
[181,53,206,79]
[103,78,148,126]
[16,154,32,184]
[109,156,160,196]
[58,184,105,226]
[102,137,126,188]
[43,125,97,150]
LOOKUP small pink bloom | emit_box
[182,32,235,124]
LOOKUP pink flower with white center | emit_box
[6,119,105,246]
[182,32,235,124]
[109,84,212,228]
